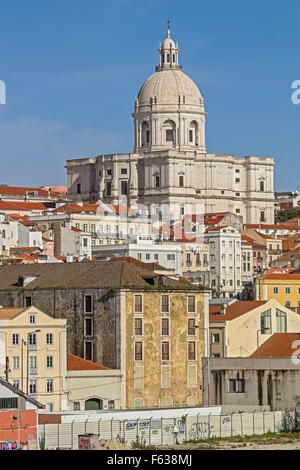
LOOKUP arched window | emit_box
[141,121,150,147]
[163,120,176,145]
[188,121,198,146]
[85,398,103,410]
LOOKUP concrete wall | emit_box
[202,357,300,410]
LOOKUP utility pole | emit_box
[5,356,10,381]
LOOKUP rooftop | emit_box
[250,333,300,358]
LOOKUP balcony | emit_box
[268,249,281,255]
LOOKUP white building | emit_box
[92,235,183,275]
[204,226,242,298]
[66,26,275,225]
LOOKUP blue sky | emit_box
[0,0,299,191]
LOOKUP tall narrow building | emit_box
[66,25,275,224]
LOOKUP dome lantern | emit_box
[156,20,181,72]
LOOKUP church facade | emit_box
[66,27,275,224]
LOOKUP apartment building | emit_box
[0,306,67,412]
[204,226,242,298]
[255,272,300,310]
[209,299,300,357]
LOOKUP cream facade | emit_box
[210,298,300,357]
[66,367,122,412]
[66,27,275,225]
[0,306,67,412]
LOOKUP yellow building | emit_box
[255,273,300,309]
[0,306,67,412]
[125,289,209,409]
[209,298,300,357]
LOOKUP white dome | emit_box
[162,37,175,48]
[137,69,203,108]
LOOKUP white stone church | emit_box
[66,26,275,224]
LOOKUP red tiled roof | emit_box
[71,226,82,232]
[209,301,267,322]
[0,185,64,198]
[250,333,300,358]
[260,273,300,280]
[67,353,109,371]
[0,201,47,211]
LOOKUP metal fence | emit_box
[38,408,296,450]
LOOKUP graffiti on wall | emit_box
[0,440,28,450]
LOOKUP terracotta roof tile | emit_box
[250,333,300,358]
[209,301,267,322]
[67,353,109,370]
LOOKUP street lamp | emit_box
[26,329,41,395]
[195,325,210,406]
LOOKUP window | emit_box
[84,341,93,361]
[276,309,287,333]
[29,356,37,371]
[188,341,196,360]
[146,130,150,143]
[286,301,291,308]
[189,129,193,142]
[273,287,278,294]
[260,181,264,192]
[106,182,112,196]
[260,211,265,222]
[85,318,93,336]
[121,168,127,175]
[13,356,20,369]
[12,380,19,389]
[108,400,115,410]
[179,175,184,187]
[134,342,143,361]
[28,333,37,346]
[134,295,143,313]
[187,295,196,313]
[0,397,18,409]
[46,379,53,393]
[25,296,32,307]
[83,224,88,232]
[134,318,143,336]
[46,403,54,412]
[161,341,170,361]
[107,169,112,176]
[46,356,53,368]
[85,295,93,313]
[121,181,128,195]
[12,333,19,346]
[166,129,173,142]
[46,333,53,345]
[260,309,271,334]
[188,318,196,336]
[161,295,170,313]
[29,380,37,395]
[229,379,245,393]
[161,318,170,336]
[212,333,220,344]
[235,178,240,183]
[73,402,80,411]
[146,253,150,260]
[29,314,35,324]
[285,287,291,295]
[77,183,81,194]
[155,176,160,187]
